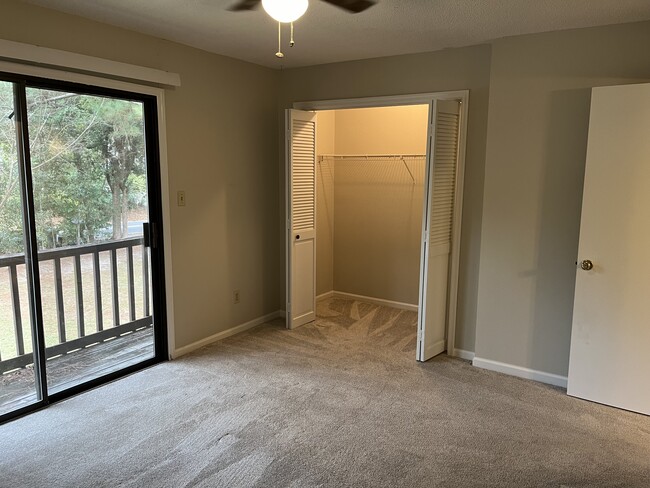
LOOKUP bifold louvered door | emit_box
[417,100,461,361]
[286,110,317,329]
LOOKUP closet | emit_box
[286,96,466,362]
[315,106,429,309]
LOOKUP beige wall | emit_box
[475,21,650,376]
[334,106,429,155]
[324,106,428,304]
[0,1,281,350]
[7,1,650,378]
[281,46,492,351]
[315,111,335,296]
[333,156,425,304]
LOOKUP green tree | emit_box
[27,89,112,248]
[0,82,25,254]
[0,84,146,255]
[87,99,146,239]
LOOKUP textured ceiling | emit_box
[20,0,650,68]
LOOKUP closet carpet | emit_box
[1,298,648,487]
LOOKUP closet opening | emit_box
[314,106,428,355]
[286,93,468,362]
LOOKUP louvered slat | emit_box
[291,119,316,232]
[429,109,460,246]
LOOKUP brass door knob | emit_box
[580,259,594,271]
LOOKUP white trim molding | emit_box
[173,311,283,358]
[316,289,418,312]
[316,291,335,301]
[0,38,181,87]
[330,291,418,312]
[0,57,177,363]
[473,357,568,388]
[294,90,469,359]
[293,91,469,111]
[452,349,475,361]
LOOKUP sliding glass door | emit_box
[0,75,167,422]
[0,80,40,416]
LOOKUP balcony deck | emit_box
[0,326,153,416]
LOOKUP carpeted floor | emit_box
[1,298,648,487]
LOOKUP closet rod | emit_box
[318,154,422,183]
[318,154,425,160]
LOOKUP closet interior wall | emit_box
[316,105,429,305]
[316,111,336,297]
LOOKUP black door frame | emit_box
[0,72,168,425]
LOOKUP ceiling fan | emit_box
[228,0,377,58]
[229,0,376,14]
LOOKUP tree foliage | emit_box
[0,82,147,255]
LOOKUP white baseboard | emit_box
[316,291,334,301]
[173,310,282,358]
[472,356,568,388]
[452,348,475,361]
[331,291,418,312]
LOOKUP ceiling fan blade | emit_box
[227,0,261,11]
[320,0,377,13]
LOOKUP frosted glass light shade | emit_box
[262,0,308,23]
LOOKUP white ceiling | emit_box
[21,0,650,68]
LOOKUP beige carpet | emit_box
[0,297,648,487]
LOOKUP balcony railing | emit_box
[0,237,152,375]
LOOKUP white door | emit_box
[567,83,650,415]
[286,109,317,329]
[417,100,461,361]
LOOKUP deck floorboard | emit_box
[0,327,153,416]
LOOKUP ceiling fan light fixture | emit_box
[262,0,309,23]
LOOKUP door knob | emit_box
[295,234,300,240]
[580,259,593,271]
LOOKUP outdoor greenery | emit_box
[0,81,151,365]
[0,81,147,255]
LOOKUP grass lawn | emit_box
[0,245,151,362]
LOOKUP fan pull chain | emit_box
[290,22,295,47]
[276,21,284,58]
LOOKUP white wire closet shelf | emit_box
[318,154,425,159]
[318,154,426,183]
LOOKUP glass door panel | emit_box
[25,87,154,395]
[0,81,40,416]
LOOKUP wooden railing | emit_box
[0,237,152,374]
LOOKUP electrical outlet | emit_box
[233,290,240,304]
[177,191,186,207]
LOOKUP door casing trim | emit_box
[0,59,176,361]
[293,91,469,358]
[0,61,175,424]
